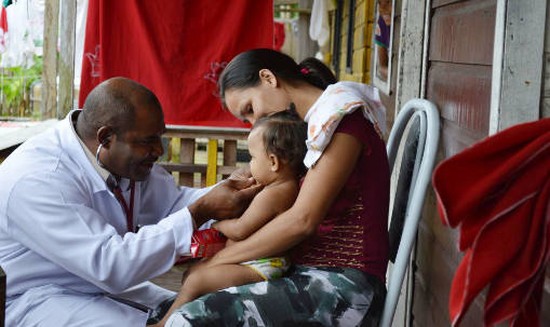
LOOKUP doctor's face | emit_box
[105,105,166,181]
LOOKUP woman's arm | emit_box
[207,132,363,266]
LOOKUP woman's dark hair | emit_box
[218,48,337,106]
[252,109,308,178]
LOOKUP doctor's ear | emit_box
[97,126,114,147]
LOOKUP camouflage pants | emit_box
[160,265,386,327]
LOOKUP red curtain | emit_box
[79,1,274,127]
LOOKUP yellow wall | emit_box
[333,0,376,83]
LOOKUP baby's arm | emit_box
[213,181,298,241]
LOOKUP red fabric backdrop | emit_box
[79,1,274,127]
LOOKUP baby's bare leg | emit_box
[154,263,263,326]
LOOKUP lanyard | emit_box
[111,180,136,232]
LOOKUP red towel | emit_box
[274,21,286,51]
[0,6,7,52]
[432,118,550,326]
[79,1,273,127]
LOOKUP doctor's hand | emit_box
[228,166,252,182]
[188,177,263,228]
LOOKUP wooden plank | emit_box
[218,166,240,176]
[427,62,491,136]
[41,0,59,119]
[542,266,550,325]
[544,0,550,117]
[157,163,207,174]
[420,192,463,266]
[544,52,550,99]
[544,98,550,118]
[164,125,249,141]
[223,140,237,179]
[206,140,218,186]
[415,216,486,327]
[0,266,4,327]
[415,223,455,326]
[547,1,550,53]
[395,0,429,110]
[178,139,195,186]
[490,0,546,132]
[58,0,76,119]
[432,0,461,8]
[430,0,496,65]
[489,0,506,135]
[440,120,485,158]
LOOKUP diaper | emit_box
[240,257,290,280]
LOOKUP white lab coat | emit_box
[0,111,209,326]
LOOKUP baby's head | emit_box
[247,110,307,184]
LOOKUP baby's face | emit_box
[247,127,275,185]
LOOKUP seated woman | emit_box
[164,48,390,326]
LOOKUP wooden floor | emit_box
[150,265,189,292]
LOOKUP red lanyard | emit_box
[111,180,136,232]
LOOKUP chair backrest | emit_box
[379,99,440,327]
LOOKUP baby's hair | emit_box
[218,48,337,107]
[252,110,308,178]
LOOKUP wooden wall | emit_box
[330,0,550,325]
[414,1,496,326]
[545,3,550,119]
[541,3,550,325]
[414,0,550,326]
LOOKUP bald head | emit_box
[77,77,163,141]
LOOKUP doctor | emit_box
[0,77,261,326]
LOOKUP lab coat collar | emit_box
[60,110,110,194]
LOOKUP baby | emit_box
[153,110,307,326]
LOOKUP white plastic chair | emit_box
[378,99,440,327]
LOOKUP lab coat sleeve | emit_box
[4,172,202,293]
[136,165,214,254]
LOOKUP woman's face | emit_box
[224,81,291,125]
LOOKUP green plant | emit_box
[0,55,43,118]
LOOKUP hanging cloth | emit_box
[309,0,334,48]
[79,0,274,127]
[0,5,7,53]
[433,118,550,327]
